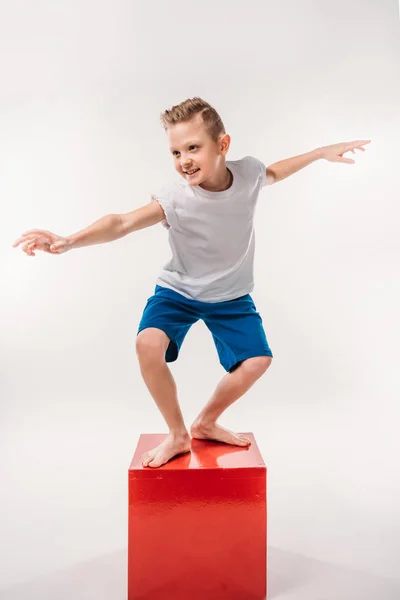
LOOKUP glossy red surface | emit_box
[128,433,267,600]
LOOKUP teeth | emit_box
[186,169,199,174]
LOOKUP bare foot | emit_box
[190,420,252,447]
[141,433,191,468]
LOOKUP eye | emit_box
[172,145,198,156]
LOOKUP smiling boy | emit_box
[13,97,370,468]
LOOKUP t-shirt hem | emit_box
[155,278,253,303]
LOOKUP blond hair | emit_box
[160,97,226,143]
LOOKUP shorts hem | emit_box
[137,324,175,338]
[224,349,273,372]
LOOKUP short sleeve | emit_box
[151,184,179,230]
[242,156,267,189]
[251,156,268,188]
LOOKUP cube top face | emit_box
[129,433,265,475]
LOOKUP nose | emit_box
[180,154,192,169]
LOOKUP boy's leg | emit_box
[136,286,200,468]
[190,356,272,445]
[191,294,273,445]
[136,327,191,468]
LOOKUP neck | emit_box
[199,166,232,193]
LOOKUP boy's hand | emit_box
[12,230,71,256]
[319,140,371,164]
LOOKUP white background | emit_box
[1,0,399,595]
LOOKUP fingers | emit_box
[21,240,36,256]
[15,233,55,255]
[13,233,52,249]
[20,228,52,237]
[14,237,36,251]
[350,140,371,147]
[13,230,53,248]
[340,141,369,153]
[348,140,370,151]
[13,234,37,248]
[49,241,63,253]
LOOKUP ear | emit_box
[219,133,231,156]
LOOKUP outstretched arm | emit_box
[265,140,371,185]
[13,199,166,256]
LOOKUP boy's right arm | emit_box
[13,199,166,256]
[118,198,166,236]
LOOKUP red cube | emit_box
[128,433,267,600]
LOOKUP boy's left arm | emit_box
[265,140,371,185]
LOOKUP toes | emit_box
[142,452,160,468]
[142,453,153,466]
[238,436,251,446]
[145,455,162,468]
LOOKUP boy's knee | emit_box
[136,328,169,362]
[242,355,272,379]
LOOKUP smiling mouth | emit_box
[184,168,200,176]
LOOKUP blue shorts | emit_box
[137,285,273,372]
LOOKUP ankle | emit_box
[192,417,215,431]
[170,429,190,440]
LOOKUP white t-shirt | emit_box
[152,155,267,302]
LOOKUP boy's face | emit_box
[167,114,229,186]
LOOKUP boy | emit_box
[13,97,370,468]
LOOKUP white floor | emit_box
[0,546,399,600]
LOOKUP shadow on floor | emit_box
[1,546,399,600]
